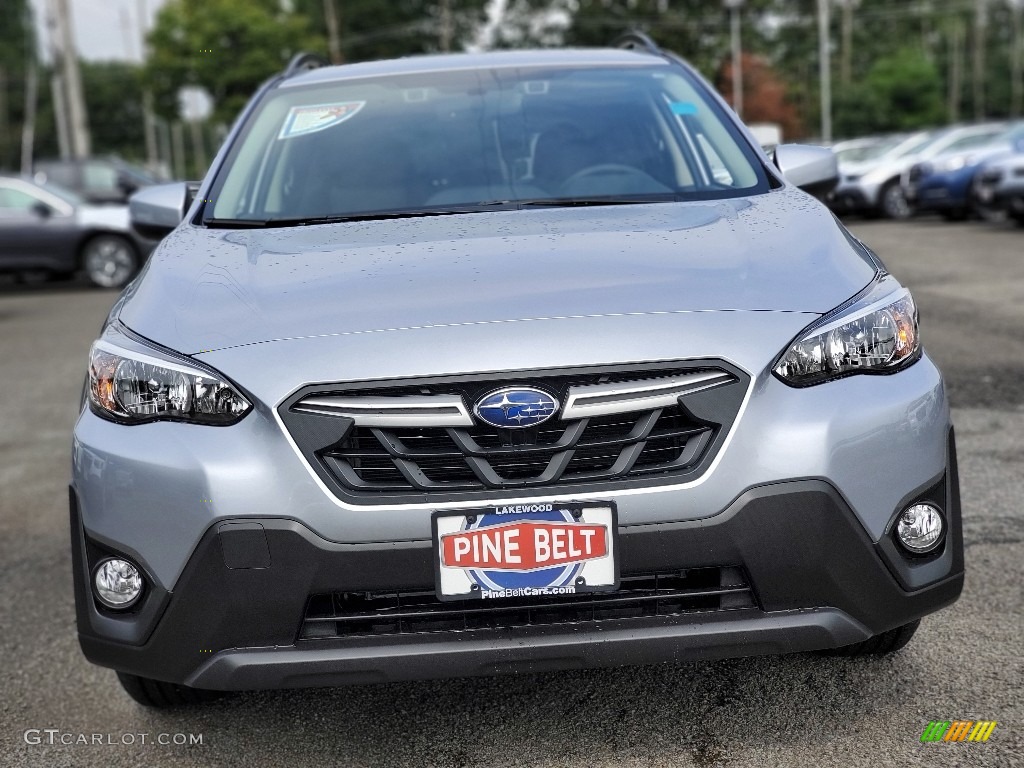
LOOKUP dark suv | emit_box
[33,158,160,205]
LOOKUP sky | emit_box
[30,0,167,62]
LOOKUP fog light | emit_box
[93,558,143,609]
[896,503,944,554]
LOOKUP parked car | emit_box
[973,151,1024,224]
[32,157,161,205]
[0,175,156,287]
[72,41,961,707]
[830,135,901,165]
[904,123,1024,220]
[828,131,932,217]
[830,123,1006,218]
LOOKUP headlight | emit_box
[774,280,920,386]
[88,337,251,425]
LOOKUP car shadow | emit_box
[136,652,925,765]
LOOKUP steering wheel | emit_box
[559,163,664,194]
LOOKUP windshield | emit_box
[206,63,770,225]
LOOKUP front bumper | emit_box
[72,435,964,690]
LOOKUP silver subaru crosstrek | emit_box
[71,38,963,707]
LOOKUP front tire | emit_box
[880,181,912,220]
[81,234,138,289]
[116,672,226,708]
[824,619,921,657]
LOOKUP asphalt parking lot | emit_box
[0,219,1021,767]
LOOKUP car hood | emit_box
[118,187,877,355]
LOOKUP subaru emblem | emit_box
[474,387,559,429]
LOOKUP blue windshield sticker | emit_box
[670,102,698,116]
[277,101,366,140]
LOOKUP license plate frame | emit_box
[431,502,619,602]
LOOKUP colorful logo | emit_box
[473,387,559,429]
[920,721,997,743]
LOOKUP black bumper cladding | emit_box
[72,433,963,691]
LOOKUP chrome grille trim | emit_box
[296,371,736,426]
[562,371,735,418]
[294,394,473,427]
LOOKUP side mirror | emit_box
[773,144,839,200]
[129,182,193,240]
[31,201,54,219]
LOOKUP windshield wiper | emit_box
[204,207,503,229]
[203,196,678,229]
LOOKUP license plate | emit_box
[432,502,618,601]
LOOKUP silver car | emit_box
[71,41,963,707]
[831,124,1006,219]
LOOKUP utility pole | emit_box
[323,0,343,63]
[1011,0,1023,117]
[20,64,38,174]
[171,122,186,180]
[52,0,91,158]
[817,0,832,142]
[972,0,987,120]
[44,0,69,159]
[137,0,159,173]
[837,0,859,86]
[440,0,454,52]
[724,0,744,119]
[949,18,964,123]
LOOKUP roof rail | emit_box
[613,32,661,56]
[283,52,329,78]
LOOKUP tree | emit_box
[291,0,489,63]
[565,0,778,81]
[146,0,320,125]
[859,47,944,132]
[719,53,803,139]
[489,0,572,48]
[0,0,35,170]
[81,62,147,160]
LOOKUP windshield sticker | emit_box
[277,101,366,140]
[670,102,698,116]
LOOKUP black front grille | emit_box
[300,567,756,640]
[279,362,747,505]
[324,405,712,494]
